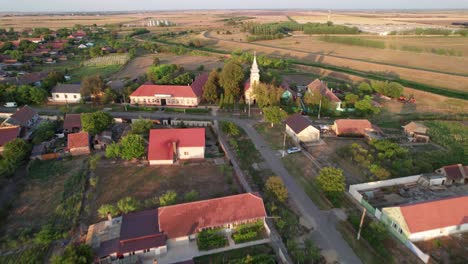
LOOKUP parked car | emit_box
[287,147,301,154]
[3,102,17,108]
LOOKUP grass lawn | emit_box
[88,160,239,223]
[254,123,294,150]
[70,64,122,82]
[194,244,275,264]
[1,157,88,248]
[282,155,332,210]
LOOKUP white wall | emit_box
[297,126,320,142]
[51,92,81,103]
[409,223,468,242]
[149,159,173,165]
[349,175,422,202]
[130,96,199,106]
[178,146,204,160]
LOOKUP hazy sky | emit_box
[2,0,468,12]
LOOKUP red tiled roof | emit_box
[443,164,464,181]
[130,84,197,98]
[63,114,82,131]
[158,193,267,239]
[400,196,468,233]
[244,78,251,92]
[334,119,373,136]
[67,132,89,149]
[148,128,205,161]
[0,126,20,146]
[191,73,209,97]
[119,235,166,254]
[307,79,341,103]
[9,105,37,126]
[286,113,315,134]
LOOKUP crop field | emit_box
[83,54,130,67]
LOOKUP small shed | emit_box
[285,113,320,143]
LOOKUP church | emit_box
[244,53,260,104]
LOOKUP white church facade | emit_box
[244,53,260,104]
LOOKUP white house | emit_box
[50,84,82,103]
[285,113,320,143]
[130,73,208,107]
[148,128,205,165]
[381,196,468,242]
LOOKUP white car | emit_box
[4,102,17,108]
[287,147,301,154]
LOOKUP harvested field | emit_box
[157,53,224,71]
[88,160,239,223]
[112,54,156,79]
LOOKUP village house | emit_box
[244,53,260,104]
[148,128,205,165]
[280,81,297,102]
[285,113,320,144]
[0,126,20,154]
[333,119,382,139]
[87,193,267,262]
[63,113,82,134]
[307,79,343,111]
[435,164,468,185]
[50,83,82,103]
[403,121,430,143]
[2,105,39,129]
[130,73,208,107]
[381,195,468,242]
[67,132,90,156]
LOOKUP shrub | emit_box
[265,176,288,203]
[159,190,178,206]
[117,197,140,214]
[184,190,199,202]
[197,228,227,250]
[98,204,117,219]
[34,225,60,246]
[319,36,385,49]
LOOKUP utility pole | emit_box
[248,99,251,117]
[282,131,286,157]
[356,208,367,240]
[317,98,322,119]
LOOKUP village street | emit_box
[1,106,362,263]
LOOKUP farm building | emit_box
[2,105,39,129]
[148,128,205,165]
[87,193,267,262]
[285,113,319,143]
[333,119,381,138]
[381,195,468,242]
[63,113,82,133]
[307,79,343,111]
[158,193,267,243]
[435,164,468,185]
[0,126,20,154]
[403,122,430,143]
[67,132,90,156]
[130,73,209,107]
[50,84,82,103]
[244,53,260,104]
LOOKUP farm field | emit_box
[202,31,468,93]
[87,159,239,223]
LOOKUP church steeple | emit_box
[250,52,260,88]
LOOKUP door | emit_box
[161,99,167,106]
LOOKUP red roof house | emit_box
[63,114,82,133]
[158,193,267,239]
[129,73,209,107]
[0,126,20,154]
[333,119,381,137]
[307,79,342,110]
[436,164,468,185]
[148,128,205,165]
[2,105,39,128]
[67,132,90,156]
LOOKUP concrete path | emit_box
[19,107,362,263]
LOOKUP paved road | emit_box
[17,107,361,263]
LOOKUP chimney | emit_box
[107,212,112,222]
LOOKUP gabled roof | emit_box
[67,132,89,149]
[307,79,341,103]
[280,81,296,97]
[51,83,81,94]
[120,209,160,241]
[286,113,317,134]
[148,128,205,161]
[400,196,468,233]
[63,114,82,131]
[158,193,267,239]
[334,119,374,136]
[6,105,37,126]
[131,74,209,99]
[403,121,428,134]
[441,164,466,181]
[0,126,20,147]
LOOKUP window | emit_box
[156,99,160,104]
[55,94,59,98]
[73,95,77,99]
[64,94,68,98]
[184,152,189,156]
[398,228,403,234]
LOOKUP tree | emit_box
[253,83,282,108]
[89,46,103,58]
[315,167,345,205]
[344,93,359,107]
[221,121,240,137]
[100,88,117,104]
[29,87,48,105]
[32,121,56,145]
[3,138,31,168]
[202,70,220,104]
[81,75,106,102]
[159,190,178,206]
[98,204,119,218]
[131,119,153,135]
[358,82,373,96]
[81,111,114,135]
[105,142,121,159]
[117,197,140,214]
[146,64,178,83]
[34,225,60,246]
[50,244,94,264]
[265,176,288,203]
[120,134,146,160]
[355,96,380,116]
[369,164,391,180]
[153,57,160,65]
[263,106,287,127]
[184,190,199,202]
[219,60,244,100]
[42,71,65,92]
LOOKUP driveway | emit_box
[19,107,361,263]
